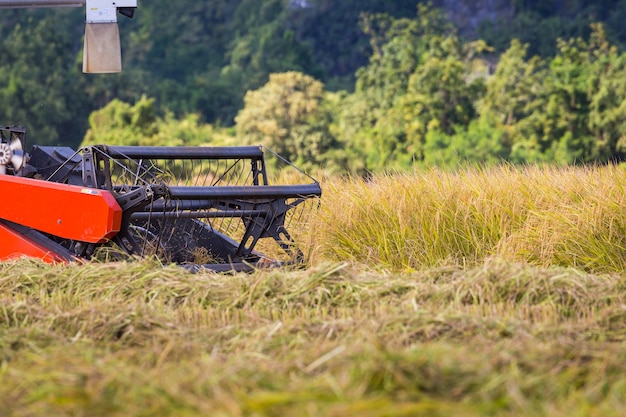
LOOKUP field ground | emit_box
[3,165,626,416]
[1,259,626,416]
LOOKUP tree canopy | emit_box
[1,0,626,172]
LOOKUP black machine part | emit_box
[24,144,321,271]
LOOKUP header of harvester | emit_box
[0,0,137,73]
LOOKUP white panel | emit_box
[86,0,116,23]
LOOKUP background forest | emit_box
[2,0,626,173]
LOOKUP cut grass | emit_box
[1,258,626,416]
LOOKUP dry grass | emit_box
[1,258,626,416]
[2,164,626,416]
[310,164,626,272]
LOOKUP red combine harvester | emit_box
[0,2,322,271]
[0,126,321,271]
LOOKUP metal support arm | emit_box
[0,1,83,7]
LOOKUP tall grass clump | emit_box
[311,164,626,272]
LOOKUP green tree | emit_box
[479,23,626,165]
[477,39,549,163]
[523,23,626,164]
[0,13,88,147]
[223,0,322,93]
[235,71,340,170]
[82,96,158,146]
[584,24,626,162]
[121,0,239,123]
[339,4,456,171]
[82,96,223,148]
[356,4,454,109]
[541,35,595,163]
[289,0,418,91]
[339,4,488,171]
[400,37,488,162]
[421,115,508,169]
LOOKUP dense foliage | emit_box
[2,1,626,171]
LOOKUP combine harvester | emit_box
[0,2,322,271]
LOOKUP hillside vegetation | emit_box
[3,1,626,173]
[2,165,626,416]
[71,4,626,175]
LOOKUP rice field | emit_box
[2,163,626,416]
[312,164,626,272]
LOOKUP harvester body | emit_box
[0,127,321,271]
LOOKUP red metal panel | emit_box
[0,222,67,263]
[0,175,122,243]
